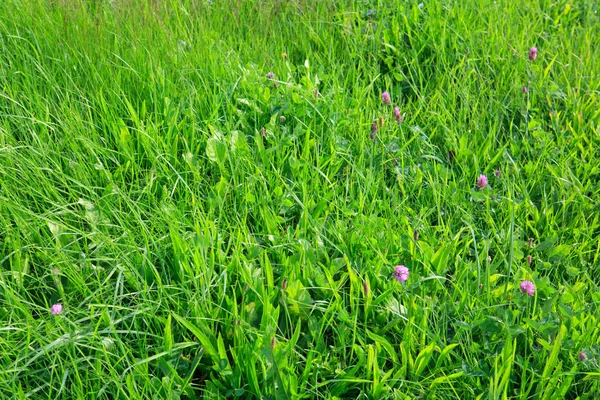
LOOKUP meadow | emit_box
[1,0,599,398]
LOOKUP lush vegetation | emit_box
[1,0,599,398]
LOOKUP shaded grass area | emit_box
[1,0,599,398]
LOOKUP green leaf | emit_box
[541,324,567,381]
[164,315,173,351]
[367,330,399,364]
[413,342,435,377]
[206,137,226,164]
[431,371,464,385]
[435,343,459,369]
[171,313,217,363]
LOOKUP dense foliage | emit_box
[1,0,599,398]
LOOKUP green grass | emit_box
[1,0,599,398]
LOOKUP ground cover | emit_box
[1,0,599,398]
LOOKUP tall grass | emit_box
[1,0,599,398]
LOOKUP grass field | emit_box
[1,0,599,398]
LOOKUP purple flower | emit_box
[266,72,275,80]
[394,106,403,122]
[51,304,63,315]
[494,170,501,178]
[520,280,535,296]
[528,47,537,61]
[382,91,391,105]
[522,86,528,93]
[578,351,588,361]
[477,174,488,190]
[394,265,409,283]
